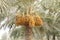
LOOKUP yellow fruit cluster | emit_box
[34,15,43,26]
[15,13,24,26]
[24,15,31,22]
[15,13,43,27]
[29,16,35,28]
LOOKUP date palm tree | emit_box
[15,6,43,40]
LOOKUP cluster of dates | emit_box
[15,12,43,28]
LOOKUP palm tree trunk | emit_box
[46,33,49,40]
[25,26,32,40]
[52,33,55,40]
[47,35,49,40]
